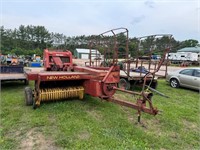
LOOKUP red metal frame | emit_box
[26,50,120,103]
[88,27,129,68]
[43,49,73,71]
[84,30,172,121]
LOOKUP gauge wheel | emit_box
[170,78,180,88]
[118,78,131,90]
[25,87,33,106]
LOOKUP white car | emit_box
[166,67,200,90]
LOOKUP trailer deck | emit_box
[0,65,28,83]
[120,70,156,80]
[0,73,26,81]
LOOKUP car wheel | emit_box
[170,78,180,88]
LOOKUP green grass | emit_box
[0,80,199,150]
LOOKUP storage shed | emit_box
[74,48,101,59]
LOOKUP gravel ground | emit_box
[25,59,182,75]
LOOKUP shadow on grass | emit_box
[1,81,27,90]
[179,86,199,93]
[165,82,199,93]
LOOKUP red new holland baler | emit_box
[25,48,158,122]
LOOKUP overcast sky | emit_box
[1,0,200,42]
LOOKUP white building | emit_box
[74,48,101,59]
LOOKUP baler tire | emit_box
[25,87,33,106]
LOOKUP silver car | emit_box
[166,67,200,90]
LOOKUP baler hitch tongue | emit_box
[108,87,159,123]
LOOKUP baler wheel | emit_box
[25,87,33,106]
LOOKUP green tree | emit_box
[129,37,138,58]
[179,39,199,49]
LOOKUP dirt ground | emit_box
[19,128,57,150]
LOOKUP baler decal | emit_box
[46,75,80,80]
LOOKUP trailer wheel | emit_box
[149,80,158,89]
[25,87,33,106]
[24,79,29,85]
[118,78,130,90]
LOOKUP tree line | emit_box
[0,25,199,57]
